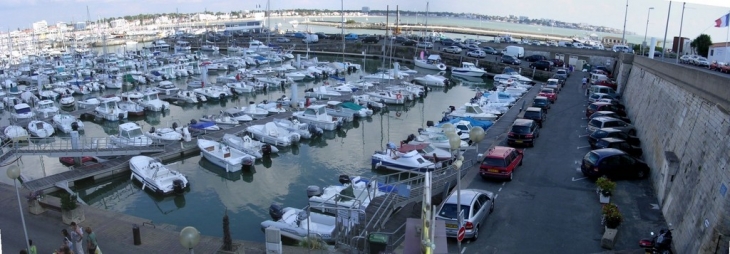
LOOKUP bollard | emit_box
[133,224,141,245]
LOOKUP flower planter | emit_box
[62,208,85,225]
[28,199,46,215]
[599,193,611,204]
[601,226,618,249]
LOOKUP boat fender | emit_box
[338,175,351,185]
[269,203,284,221]
[307,185,323,198]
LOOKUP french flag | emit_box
[716,13,730,28]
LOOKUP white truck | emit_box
[302,34,319,44]
[502,46,525,58]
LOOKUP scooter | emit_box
[639,229,673,254]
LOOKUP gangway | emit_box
[0,137,167,161]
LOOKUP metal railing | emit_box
[1,137,167,158]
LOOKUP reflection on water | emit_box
[26,56,497,242]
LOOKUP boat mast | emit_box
[379,5,388,83]
[266,0,271,46]
[341,0,345,65]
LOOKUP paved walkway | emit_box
[0,183,309,254]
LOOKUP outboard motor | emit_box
[118,113,125,120]
[269,203,284,221]
[261,144,272,155]
[307,185,323,198]
[172,179,185,194]
[172,122,179,130]
[426,120,434,127]
[149,127,156,133]
[406,134,417,143]
[449,106,456,112]
[417,128,425,134]
[339,175,351,185]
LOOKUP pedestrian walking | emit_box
[61,229,72,250]
[70,222,85,254]
[85,227,98,254]
[581,77,587,89]
[28,240,37,254]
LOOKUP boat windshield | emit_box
[127,128,143,138]
[229,111,246,117]
[15,107,31,114]
[38,103,52,109]
[145,94,159,101]
[421,145,435,154]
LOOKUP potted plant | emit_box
[602,203,622,229]
[218,211,243,254]
[60,193,84,225]
[596,176,616,204]
[27,190,45,215]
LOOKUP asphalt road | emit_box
[442,73,668,253]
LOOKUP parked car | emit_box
[555,69,570,79]
[679,54,695,64]
[443,46,462,54]
[416,42,434,48]
[595,98,626,112]
[693,57,710,67]
[580,148,650,179]
[439,38,455,46]
[394,36,408,43]
[525,55,547,62]
[402,40,418,46]
[467,50,487,58]
[588,111,631,123]
[585,102,625,118]
[594,138,643,158]
[480,146,524,181]
[722,63,730,73]
[507,119,540,147]
[545,79,560,92]
[501,55,521,65]
[362,36,379,44]
[710,62,727,72]
[588,128,641,149]
[275,37,290,43]
[588,93,615,103]
[464,44,481,51]
[587,116,635,134]
[530,60,552,71]
[592,66,612,76]
[521,107,546,127]
[532,96,551,113]
[550,59,565,67]
[436,189,495,240]
[315,32,330,39]
[482,46,499,55]
[538,88,557,103]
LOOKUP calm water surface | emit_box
[3,56,493,242]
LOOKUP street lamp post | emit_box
[642,7,655,56]
[179,226,201,254]
[446,131,461,249]
[676,3,687,63]
[7,165,30,252]
[621,0,629,45]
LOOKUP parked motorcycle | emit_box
[639,229,673,254]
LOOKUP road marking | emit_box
[579,125,587,127]
[577,145,592,149]
[578,134,590,137]
[494,194,499,200]
[498,187,502,192]
[575,167,582,173]
[574,160,579,165]
[581,117,588,120]
[502,182,506,186]
[461,247,467,254]
[651,204,660,210]
[572,177,588,181]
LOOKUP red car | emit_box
[710,62,725,72]
[585,102,627,118]
[480,146,524,181]
[538,88,557,103]
[594,80,618,90]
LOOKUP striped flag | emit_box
[715,13,730,28]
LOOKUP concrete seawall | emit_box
[621,56,730,253]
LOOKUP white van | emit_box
[590,73,608,84]
[612,45,631,53]
[302,34,319,44]
[589,85,617,97]
[503,46,525,58]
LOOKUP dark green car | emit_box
[532,96,551,113]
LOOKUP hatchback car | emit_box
[588,128,641,149]
[532,96,551,113]
[482,46,499,55]
[595,137,643,158]
[587,117,635,134]
[585,102,625,118]
[275,37,290,43]
[521,107,546,127]
[436,189,494,240]
[555,69,569,79]
[402,39,417,46]
[538,88,557,103]
[545,79,560,92]
[467,50,487,58]
[480,146,523,181]
[362,36,380,43]
[588,111,631,123]
[443,46,462,54]
[530,60,552,71]
[581,148,650,179]
[501,55,521,65]
[589,93,615,103]
[416,42,433,48]
[507,119,540,147]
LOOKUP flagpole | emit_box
[726,11,729,64]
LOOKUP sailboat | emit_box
[412,2,447,71]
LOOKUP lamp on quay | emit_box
[446,131,464,250]
[469,127,486,156]
[642,7,655,56]
[180,226,201,254]
[441,123,456,136]
[7,165,30,252]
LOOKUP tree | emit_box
[690,34,712,57]
[222,210,232,251]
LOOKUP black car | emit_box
[581,148,650,179]
[362,36,380,43]
[501,55,521,65]
[594,138,643,158]
[525,54,547,62]
[588,128,641,149]
[521,107,546,127]
[394,36,408,43]
[315,32,330,39]
[402,40,418,46]
[482,46,499,55]
[440,39,455,46]
[529,60,552,71]
[507,119,540,147]
[532,96,551,113]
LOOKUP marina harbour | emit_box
[0,53,499,244]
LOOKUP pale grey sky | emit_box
[1,0,729,42]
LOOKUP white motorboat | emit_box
[174,41,192,51]
[365,91,406,105]
[292,105,342,131]
[446,103,498,121]
[115,95,146,117]
[261,204,336,244]
[27,120,55,138]
[155,81,180,95]
[257,101,287,114]
[129,156,189,195]
[451,62,487,77]
[407,133,469,150]
[242,102,269,120]
[494,68,533,84]
[193,87,224,100]
[225,82,254,94]
[59,94,76,107]
[138,89,170,111]
[76,98,101,109]
[304,86,342,99]
[273,118,319,139]
[324,101,356,122]
[39,90,59,101]
[199,113,239,129]
[308,175,393,213]
[285,71,313,81]
[338,101,372,117]
[197,139,254,172]
[34,100,59,117]
[398,143,453,162]
[351,95,385,110]
[52,114,85,133]
[414,54,447,71]
[3,125,29,142]
[221,108,253,123]
[95,97,129,121]
[174,90,200,104]
[11,103,35,120]
[245,122,301,147]
[145,125,183,142]
[109,123,153,147]
[221,133,279,159]
[371,142,436,172]
[413,71,450,86]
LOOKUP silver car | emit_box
[435,189,495,240]
[587,116,635,135]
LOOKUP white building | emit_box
[32,20,48,33]
[110,19,128,28]
[708,42,730,64]
[74,22,87,31]
[193,14,217,21]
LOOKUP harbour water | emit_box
[3,55,493,243]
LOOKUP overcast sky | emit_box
[1,0,729,42]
